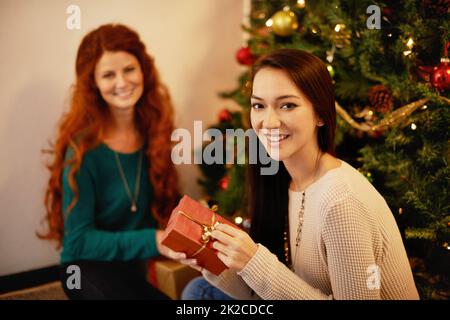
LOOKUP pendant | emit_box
[131,204,137,213]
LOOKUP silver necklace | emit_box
[113,149,143,213]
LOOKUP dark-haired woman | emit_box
[41,24,179,299]
[178,49,419,300]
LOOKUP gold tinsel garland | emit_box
[336,96,450,132]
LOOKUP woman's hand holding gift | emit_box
[210,223,258,272]
[156,229,204,272]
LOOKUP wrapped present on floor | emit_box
[161,195,240,275]
[147,258,200,300]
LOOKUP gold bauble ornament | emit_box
[270,9,299,37]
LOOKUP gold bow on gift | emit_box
[177,205,220,258]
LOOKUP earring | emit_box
[317,121,324,126]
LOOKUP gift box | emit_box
[161,195,240,275]
[147,258,200,300]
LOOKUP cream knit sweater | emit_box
[203,161,419,300]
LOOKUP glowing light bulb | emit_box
[296,0,306,8]
[334,24,344,32]
[406,37,414,49]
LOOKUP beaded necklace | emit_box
[284,151,322,272]
[284,191,305,271]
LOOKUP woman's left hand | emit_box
[210,223,258,272]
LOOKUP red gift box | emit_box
[161,195,240,275]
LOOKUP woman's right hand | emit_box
[155,230,204,272]
[176,255,204,273]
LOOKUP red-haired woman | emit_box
[41,24,179,299]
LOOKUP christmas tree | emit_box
[198,0,449,299]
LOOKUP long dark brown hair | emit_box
[248,49,336,263]
[40,24,180,247]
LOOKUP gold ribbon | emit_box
[335,96,450,132]
[177,205,219,258]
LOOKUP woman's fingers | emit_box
[164,248,186,260]
[180,258,197,265]
[215,223,242,237]
[210,229,234,245]
[180,258,203,272]
[217,252,232,268]
[212,239,232,256]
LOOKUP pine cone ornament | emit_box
[368,84,394,113]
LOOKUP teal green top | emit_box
[60,143,159,264]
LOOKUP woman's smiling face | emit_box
[94,50,144,111]
[250,67,323,161]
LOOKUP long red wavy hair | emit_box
[40,24,180,247]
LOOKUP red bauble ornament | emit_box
[432,41,450,92]
[219,176,229,190]
[431,59,450,92]
[417,41,450,92]
[236,47,254,65]
[218,109,232,122]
